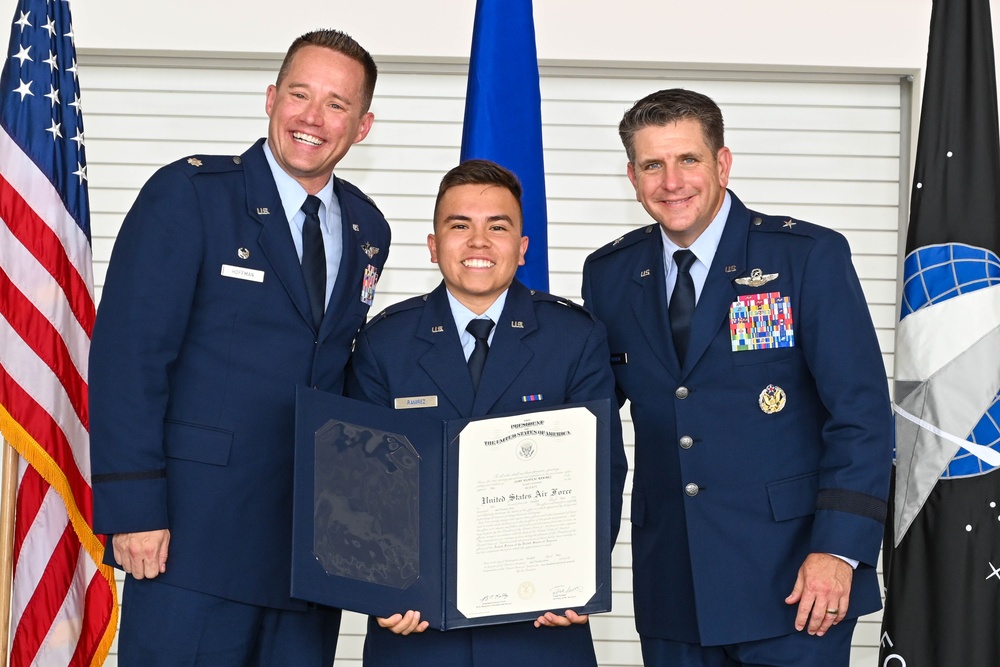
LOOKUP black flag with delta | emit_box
[880,0,1000,664]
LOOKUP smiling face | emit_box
[626,118,732,248]
[265,45,374,194]
[428,183,529,314]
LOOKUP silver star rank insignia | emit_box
[187,157,203,167]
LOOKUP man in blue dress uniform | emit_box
[347,159,627,666]
[582,89,893,667]
[89,29,390,666]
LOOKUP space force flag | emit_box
[880,0,1000,664]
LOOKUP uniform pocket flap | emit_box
[766,472,818,522]
[164,421,233,466]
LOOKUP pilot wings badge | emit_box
[361,242,380,259]
[735,268,778,287]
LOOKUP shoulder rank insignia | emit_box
[735,268,778,287]
[187,157,203,167]
[361,242,380,259]
[783,219,797,229]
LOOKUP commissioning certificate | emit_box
[455,406,596,618]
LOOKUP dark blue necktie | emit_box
[466,318,494,393]
[301,195,326,330]
[670,249,697,364]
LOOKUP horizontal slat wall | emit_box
[81,54,906,666]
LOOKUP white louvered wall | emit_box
[80,52,909,666]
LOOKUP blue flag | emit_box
[461,0,549,291]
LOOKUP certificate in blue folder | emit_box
[291,387,612,630]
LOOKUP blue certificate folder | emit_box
[291,387,612,630]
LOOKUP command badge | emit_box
[758,384,786,414]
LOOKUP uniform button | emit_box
[675,386,689,399]
[679,435,693,449]
[684,483,700,497]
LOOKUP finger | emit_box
[563,610,589,625]
[376,614,403,629]
[158,533,170,573]
[390,610,423,635]
[815,605,839,636]
[143,552,161,579]
[401,611,422,635]
[807,601,832,635]
[794,595,814,632]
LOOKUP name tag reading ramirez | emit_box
[394,395,439,410]
[221,264,265,283]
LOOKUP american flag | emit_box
[0,0,117,665]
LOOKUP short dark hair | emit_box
[619,88,725,163]
[433,160,524,229]
[276,29,378,113]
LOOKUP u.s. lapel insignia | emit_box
[735,268,778,287]
[187,157,203,167]
[758,384,786,414]
[431,325,444,333]
[511,321,524,329]
[724,265,737,273]
[352,224,360,232]
[237,247,250,260]
[362,242,380,259]
[256,207,270,215]
[640,268,651,278]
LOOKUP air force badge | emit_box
[362,242,380,259]
[735,268,778,287]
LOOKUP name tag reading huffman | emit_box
[394,395,438,410]
[221,264,264,283]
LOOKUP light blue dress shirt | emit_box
[661,191,731,306]
[263,141,343,307]
[445,289,509,362]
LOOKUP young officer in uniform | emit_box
[347,159,627,667]
[582,88,892,667]
[89,29,390,665]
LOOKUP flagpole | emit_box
[0,440,18,667]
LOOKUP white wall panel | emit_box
[79,51,907,666]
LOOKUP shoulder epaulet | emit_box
[529,289,596,320]
[363,294,427,330]
[746,211,830,239]
[338,177,382,214]
[587,224,657,263]
[173,153,244,175]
